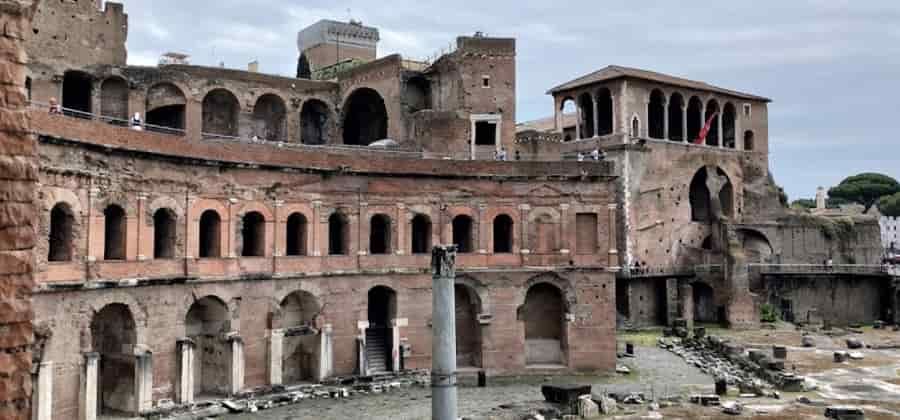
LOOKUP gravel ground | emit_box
[227,346,712,420]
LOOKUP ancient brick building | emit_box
[19,1,889,419]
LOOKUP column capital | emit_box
[228,197,239,204]
[518,204,531,211]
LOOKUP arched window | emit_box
[577,92,594,138]
[722,103,736,148]
[145,83,186,133]
[103,205,126,260]
[668,93,684,141]
[253,94,287,141]
[369,214,392,255]
[411,214,432,254]
[559,98,576,141]
[689,167,734,222]
[62,70,93,117]
[153,208,176,259]
[686,96,703,142]
[744,130,755,151]
[343,88,387,145]
[202,89,240,137]
[523,283,565,365]
[705,99,720,146]
[100,77,129,123]
[328,212,349,255]
[199,210,221,258]
[452,215,475,253]
[493,214,513,253]
[648,89,666,139]
[285,213,307,256]
[48,203,74,262]
[300,99,330,145]
[240,211,266,257]
[596,88,614,136]
[630,116,640,138]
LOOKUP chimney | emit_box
[248,60,259,73]
[816,186,826,210]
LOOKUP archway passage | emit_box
[369,214,392,255]
[523,283,565,365]
[280,291,320,383]
[328,213,349,255]
[343,88,388,145]
[739,229,774,263]
[452,215,475,253]
[100,77,129,123]
[559,98,576,141]
[153,208,176,259]
[455,284,482,368]
[145,83,186,133]
[241,211,266,257]
[648,89,666,139]
[722,103,736,148]
[199,210,222,258]
[404,76,431,113]
[103,205,126,260]
[253,94,287,141]
[689,167,734,222]
[285,213,308,256]
[48,202,74,262]
[493,214,513,253]
[185,296,231,397]
[578,92,594,138]
[202,89,240,137]
[687,96,703,142]
[367,286,397,373]
[62,71,92,117]
[411,214,431,254]
[668,93,684,141]
[300,100,330,145]
[596,88,614,136]
[91,304,137,415]
[692,283,717,323]
[705,100,720,146]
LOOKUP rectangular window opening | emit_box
[474,121,497,146]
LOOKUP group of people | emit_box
[49,97,145,131]
[493,147,522,161]
[576,148,605,162]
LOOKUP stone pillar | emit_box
[318,324,334,381]
[681,105,688,142]
[607,204,619,269]
[477,204,487,254]
[592,94,599,138]
[574,103,582,140]
[518,204,531,255]
[228,334,244,395]
[358,202,368,256]
[663,100,670,140]
[431,245,459,420]
[699,103,707,144]
[395,204,406,255]
[136,193,148,260]
[268,329,284,386]
[678,283,694,331]
[717,112,723,148]
[311,201,321,256]
[134,349,153,413]
[273,200,284,257]
[356,321,368,374]
[227,198,238,257]
[665,278,679,326]
[559,203,570,256]
[391,318,407,373]
[176,338,195,404]
[32,362,53,420]
[79,352,99,420]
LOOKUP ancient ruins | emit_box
[5,0,894,419]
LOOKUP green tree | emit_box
[828,173,900,214]
[791,198,816,210]
[879,192,900,217]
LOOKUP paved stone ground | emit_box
[227,346,712,420]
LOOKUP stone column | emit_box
[665,278,679,326]
[431,245,458,420]
[607,204,619,269]
[679,283,694,330]
[518,204,530,254]
[559,203,571,255]
[735,115,742,150]
[391,318,407,373]
[79,352,99,420]
[176,338,194,404]
[228,334,244,395]
[717,112,724,148]
[273,200,284,257]
[681,105,688,142]
[477,204,487,254]
[663,100,670,140]
[318,324,334,381]
[592,94,599,138]
[356,321,369,374]
[32,362,53,420]
[134,349,153,413]
[268,329,284,386]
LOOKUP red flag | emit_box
[694,112,718,145]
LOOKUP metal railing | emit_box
[31,101,187,136]
[748,263,889,275]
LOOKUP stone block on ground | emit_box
[577,395,599,419]
[802,336,815,348]
[846,338,863,349]
[541,384,591,406]
[824,406,865,420]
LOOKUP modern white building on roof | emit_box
[881,216,900,252]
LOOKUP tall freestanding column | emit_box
[79,353,99,420]
[431,245,458,420]
[176,338,195,404]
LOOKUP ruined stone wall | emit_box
[337,55,405,143]
[0,1,36,419]
[763,275,888,325]
[304,42,375,73]
[26,0,126,75]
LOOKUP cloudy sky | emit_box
[119,0,900,201]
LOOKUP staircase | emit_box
[365,328,390,373]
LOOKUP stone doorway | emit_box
[91,304,137,416]
[454,284,482,368]
[185,296,232,398]
[367,286,397,373]
[522,283,566,366]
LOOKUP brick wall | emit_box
[0,1,37,419]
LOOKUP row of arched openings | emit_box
[59,71,392,146]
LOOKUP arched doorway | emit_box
[300,99,330,144]
[240,211,265,257]
[369,214,392,255]
[523,283,565,366]
[48,202,74,262]
[455,284,482,368]
[668,93,684,141]
[687,96,703,142]
[705,99,720,146]
[202,89,240,138]
[199,210,221,258]
[722,103,736,148]
[493,214,513,253]
[578,92,594,138]
[253,94,287,141]
[185,296,231,398]
[153,208,176,259]
[692,283,717,323]
[285,213,308,256]
[648,89,666,139]
[452,215,475,253]
[596,88,614,136]
[559,98,576,141]
[328,212,349,255]
[367,286,397,373]
[103,204,126,261]
[342,88,387,145]
[91,303,137,415]
[280,291,320,384]
[410,214,432,254]
[62,70,93,117]
[145,83,186,134]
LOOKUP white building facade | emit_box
[881,216,900,252]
